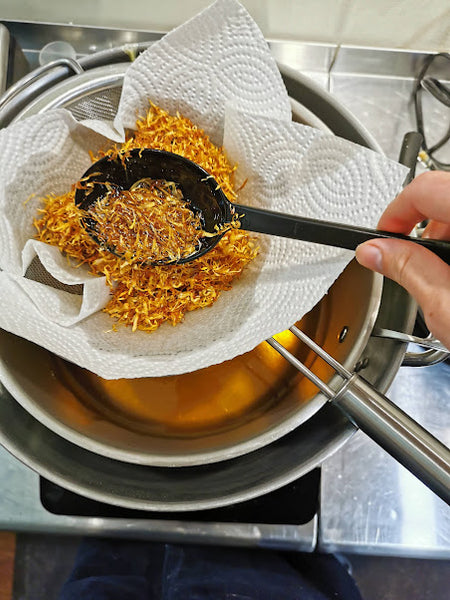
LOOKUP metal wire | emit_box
[289,325,352,378]
[267,327,353,400]
[266,337,335,398]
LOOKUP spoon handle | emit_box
[234,204,450,265]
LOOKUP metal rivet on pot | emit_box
[338,326,349,343]
[354,357,369,372]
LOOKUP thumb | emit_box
[355,239,450,349]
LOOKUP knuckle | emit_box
[386,243,437,309]
[391,246,415,289]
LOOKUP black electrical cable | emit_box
[413,52,450,171]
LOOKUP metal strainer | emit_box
[68,86,122,122]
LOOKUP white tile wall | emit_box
[0,0,449,51]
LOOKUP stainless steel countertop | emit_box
[320,357,450,558]
[318,49,450,558]
[0,24,449,556]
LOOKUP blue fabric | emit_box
[59,538,363,600]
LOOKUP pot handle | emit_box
[402,347,450,367]
[371,327,450,366]
[333,373,450,505]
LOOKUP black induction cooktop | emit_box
[40,468,320,526]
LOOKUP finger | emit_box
[355,239,450,349]
[378,171,450,234]
[422,219,450,240]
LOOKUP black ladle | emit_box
[74,148,450,265]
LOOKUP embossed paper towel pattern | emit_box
[115,0,292,142]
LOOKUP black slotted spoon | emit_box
[74,148,450,266]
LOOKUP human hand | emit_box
[355,171,450,350]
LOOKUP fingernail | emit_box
[355,243,383,273]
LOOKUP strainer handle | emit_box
[333,373,450,505]
[402,347,450,366]
[371,327,449,366]
[0,58,83,112]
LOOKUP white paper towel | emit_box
[0,0,408,379]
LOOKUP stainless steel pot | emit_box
[0,47,437,509]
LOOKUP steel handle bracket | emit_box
[0,57,84,126]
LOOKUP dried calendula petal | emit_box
[34,104,258,332]
[87,179,203,264]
